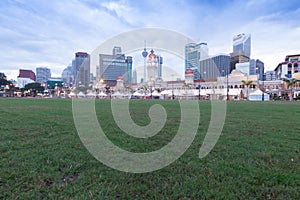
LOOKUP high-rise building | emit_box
[185,42,209,80]
[74,52,90,87]
[99,47,133,85]
[255,59,265,81]
[61,66,73,87]
[126,56,133,83]
[36,67,51,84]
[233,33,251,58]
[230,33,251,72]
[199,54,230,80]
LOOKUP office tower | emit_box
[99,47,133,85]
[61,66,73,87]
[126,56,133,83]
[74,52,90,87]
[113,46,122,55]
[185,42,209,80]
[199,54,230,79]
[36,67,51,84]
[233,33,251,58]
[230,33,251,72]
[255,59,264,80]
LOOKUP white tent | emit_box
[151,90,161,97]
[133,91,145,97]
[98,91,107,97]
[68,91,77,98]
[77,92,86,98]
[111,91,124,99]
[86,91,97,98]
[249,90,270,101]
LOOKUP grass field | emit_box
[0,98,299,199]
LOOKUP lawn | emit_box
[0,98,299,199]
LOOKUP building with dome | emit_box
[147,49,158,82]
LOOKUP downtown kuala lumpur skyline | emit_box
[0,0,300,80]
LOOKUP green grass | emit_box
[0,98,299,199]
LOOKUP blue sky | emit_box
[0,0,300,80]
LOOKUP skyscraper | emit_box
[74,52,90,87]
[36,67,51,84]
[233,33,251,58]
[185,42,209,80]
[230,33,251,72]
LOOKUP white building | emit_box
[17,77,35,88]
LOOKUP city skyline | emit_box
[1,0,300,80]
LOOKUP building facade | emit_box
[99,48,133,85]
[36,67,51,84]
[265,71,276,81]
[199,54,230,80]
[275,54,300,79]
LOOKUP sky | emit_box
[0,0,299,80]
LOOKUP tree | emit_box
[0,72,12,87]
[283,78,300,101]
[0,72,7,80]
[24,82,45,94]
[242,80,253,100]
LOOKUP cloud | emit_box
[0,0,300,79]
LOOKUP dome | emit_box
[142,48,148,58]
[185,69,194,75]
[148,49,156,59]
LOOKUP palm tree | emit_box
[283,78,300,101]
[241,80,253,100]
